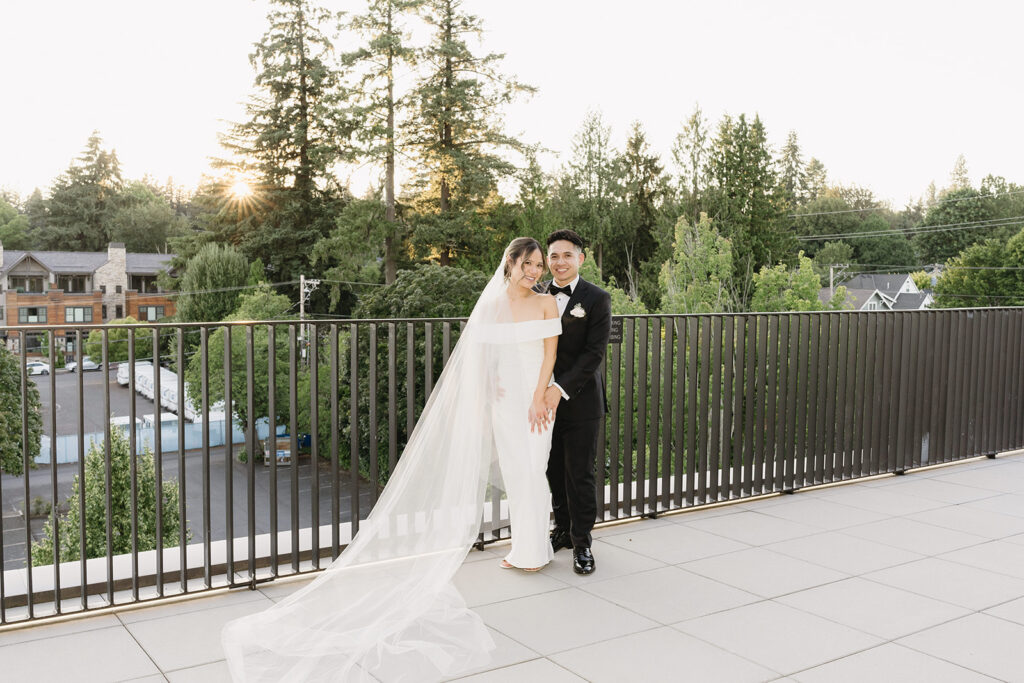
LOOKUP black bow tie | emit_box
[549,284,572,297]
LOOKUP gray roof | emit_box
[892,292,930,310]
[1,249,174,275]
[126,253,175,275]
[843,273,911,294]
[821,287,889,310]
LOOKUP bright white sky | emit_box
[2,0,1021,208]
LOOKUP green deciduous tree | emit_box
[659,214,734,314]
[0,198,31,249]
[914,187,998,264]
[31,428,184,566]
[184,286,297,432]
[932,228,1024,308]
[107,182,188,253]
[750,252,846,312]
[175,243,254,322]
[85,317,155,364]
[0,343,42,474]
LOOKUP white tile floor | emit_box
[2,451,1023,682]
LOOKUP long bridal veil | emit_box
[223,248,549,682]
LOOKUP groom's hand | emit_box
[543,385,562,414]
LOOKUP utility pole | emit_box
[299,275,320,362]
[829,263,850,300]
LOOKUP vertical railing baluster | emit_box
[647,317,660,514]
[698,317,713,503]
[75,330,87,607]
[732,316,747,499]
[309,323,320,569]
[102,328,113,605]
[350,324,360,537]
[840,315,857,480]
[20,332,34,617]
[388,323,398,477]
[201,327,211,586]
[709,317,723,502]
[636,319,648,511]
[48,328,60,612]
[177,329,187,592]
[661,317,674,511]
[610,328,622,516]
[764,316,779,494]
[152,328,162,597]
[774,315,790,493]
[289,325,299,573]
[425,322,434,398]
[223,325,235,582]
[128,327,138,601]
[330,324,340,560]
[246,326,256,580]
[267,325,278,576]
[672,318,686,508]
[686,317,699,505]
[752,317,768,494]
[406,322,415,434]
[784,315,801,491]
[368,324,379,504]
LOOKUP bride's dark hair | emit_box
[503,237,544,282]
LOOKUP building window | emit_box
[100,285,106,294]
[115,305,123,319]
[58,275,88,293]
[102,304,108,319]
[18,307,47,323]
[115,285,122,294]
[65,306,93,323]
[10,276,45,293]
[139,306,165,321]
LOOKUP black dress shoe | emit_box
[551,529,573,553]
[573,547,595,575]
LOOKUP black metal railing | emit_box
[0,307,1022,625]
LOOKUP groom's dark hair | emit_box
[546,229,584,251]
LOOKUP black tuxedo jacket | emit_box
[538,277,612,421]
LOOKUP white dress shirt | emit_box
[550,275,579,401]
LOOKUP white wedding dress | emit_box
[222,255,561,682]
[492,319,560,569]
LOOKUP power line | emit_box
[797,215,1024,241]
[788,188,1024,218]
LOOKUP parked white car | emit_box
[66,356,101,372]
[26,361,51,375]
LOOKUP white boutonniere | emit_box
[569,303,586,318]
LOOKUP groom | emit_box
[539,230,612,575]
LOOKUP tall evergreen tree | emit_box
[562,110,617,275]
[43,132,124,251]
[671,104,709,224]
[218,0,352,292]
[343,0,422,283]
[778,130,807,207]
[617,121,666,304]
[706,114,793,304]
[404,0,533,265]
[804,157,828,200]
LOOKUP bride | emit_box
[222,237,562,682]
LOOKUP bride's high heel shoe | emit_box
[501,559,543,572]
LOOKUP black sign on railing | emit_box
[608,316,623,344]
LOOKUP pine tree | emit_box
[404,0,533,266]
[805,158,828,200]
[778,130,807,207]
[43,132,124,251]
[706,114,794,305]
[343,0,422,283]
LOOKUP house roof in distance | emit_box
[892,292,931,310]
[0,248,174,275]
[843,273,911,294]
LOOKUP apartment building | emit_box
[0,241,176,355]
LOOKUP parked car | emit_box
[66,356,101,372]
[26,361,51,375]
